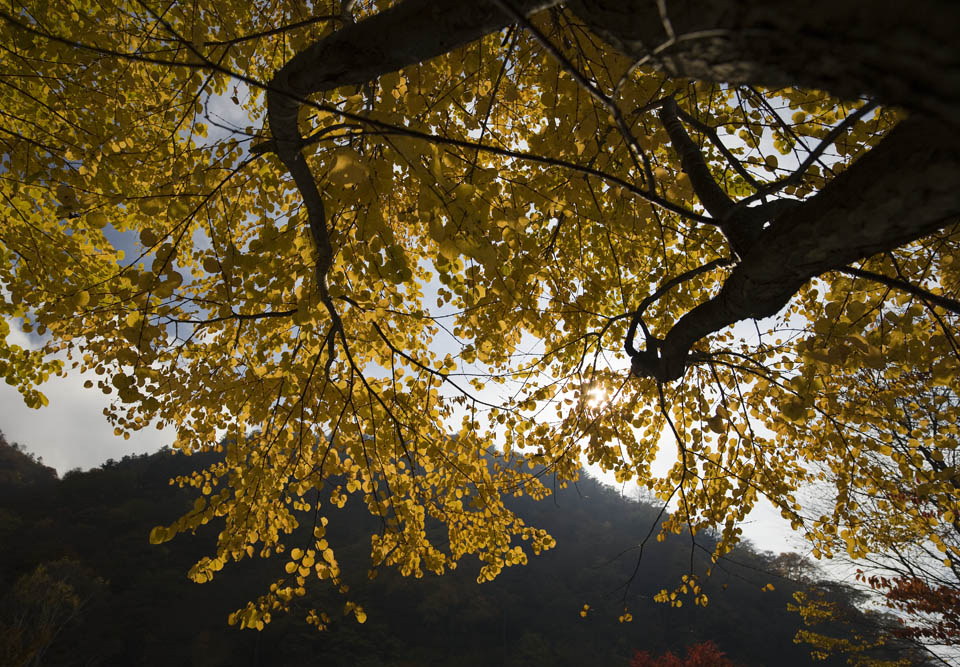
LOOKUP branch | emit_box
[674,105,762,191]
[659,98,765,256]
[737,100,879,208]
[840,266,960,317]
[658,97,735,219]
[261,1,569,385]
[266,0,555,102]
[258,113,713,223]
[173,309,298,326]
[624,256,733,357]
[491,0,650,183]
[203,15,342,47]
[631,115,960,381]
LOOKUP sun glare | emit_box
[586,386,609,409]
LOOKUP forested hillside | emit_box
[0,432,929,666]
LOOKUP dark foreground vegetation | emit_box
[0,431,929,666]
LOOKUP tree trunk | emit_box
[270,0,960,128]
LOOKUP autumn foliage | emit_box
[1,0,959,643]
[630,641,734,667]
[861,574,960,646]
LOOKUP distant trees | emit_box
[0,559,104,667]
[860,576,960,651]
[6,438,932,666]
[0,431,57,489]
[630,641,733,667]
[767,553,948,666]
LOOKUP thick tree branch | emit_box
[268,0,553,105]
[624,256,733,358]
[658,98,735,220]
[566,0,960,128]
[258,0,960,386]
[632,115,960,381]
[659,99,800,258]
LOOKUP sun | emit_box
[586,385,610,409]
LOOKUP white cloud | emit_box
[1,319,174,474]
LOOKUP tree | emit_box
[0,559,104,667]
[791,368,960,660]
[1,0,959,633]
[630,640,734,667]
[789,583,927,667]
[768,554,937,666]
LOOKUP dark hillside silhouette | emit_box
[0,432,930,666]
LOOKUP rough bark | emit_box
[263,0,960,382]
[636,115,960,381]
[566,0,960,127]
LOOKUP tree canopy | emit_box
[2,0,959,638]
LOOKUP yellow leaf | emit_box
[149,526,167,545]
[707,415,725,434]
[72,290,90,308]
[140,229,159,246]
[329,149,367,187]
[87,211,109,229]
[781,400,806,422]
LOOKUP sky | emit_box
[1,320,176,472]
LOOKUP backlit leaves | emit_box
[1,0,957,634]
